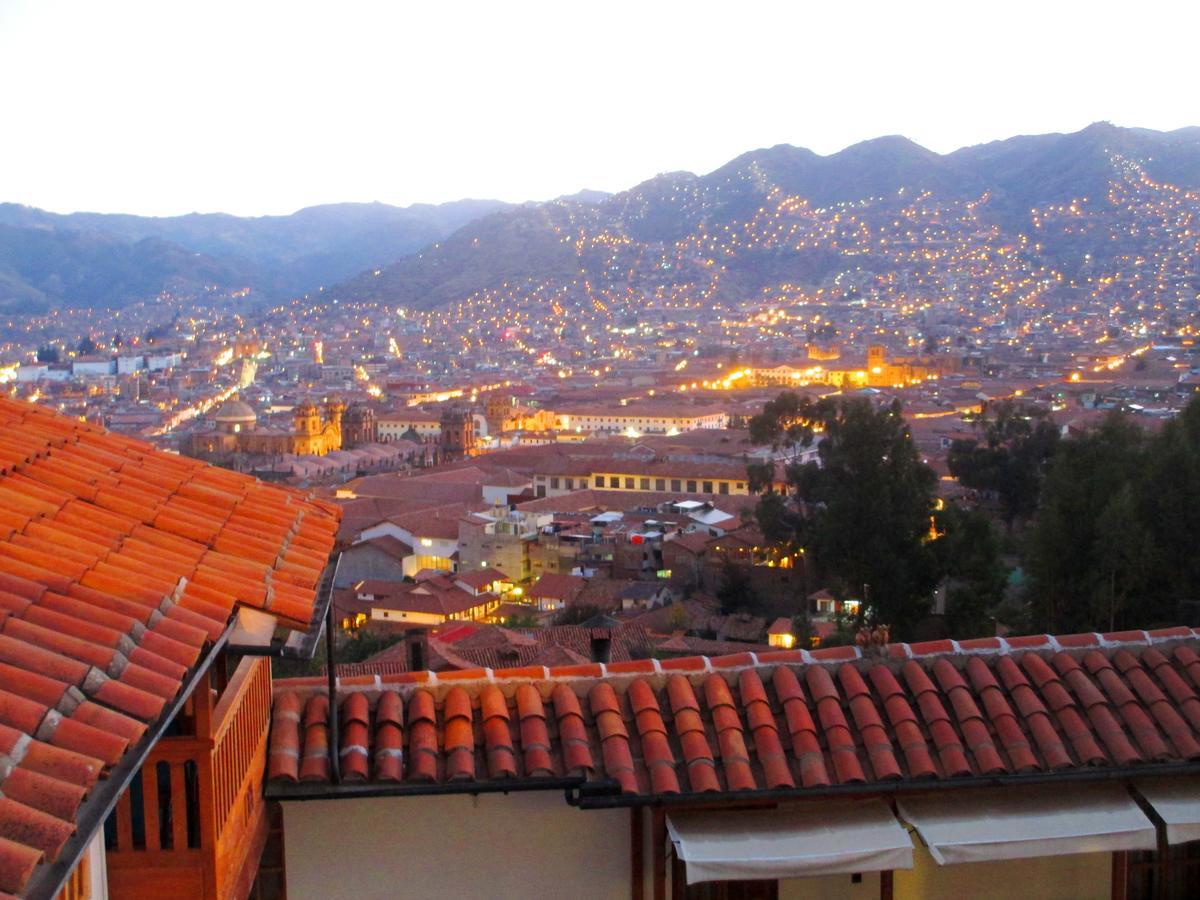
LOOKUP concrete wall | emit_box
[458,527,528,582]
[282,792,630,900]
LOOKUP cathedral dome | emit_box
[213,399,257,424]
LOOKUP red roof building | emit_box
[264,629,1200,898]
[0,397,339,898]
[526,572,587,611]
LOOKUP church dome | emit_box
[213,399,257,424]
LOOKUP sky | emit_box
[1,0,1197,217]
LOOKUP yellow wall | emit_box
[282,792,630,900]
[892,846,1112,900]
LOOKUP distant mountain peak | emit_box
[554,189,611,205]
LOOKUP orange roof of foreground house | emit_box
[0,397,339,896]
[267,629,1200,800]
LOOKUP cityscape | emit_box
[1,0,1200,895]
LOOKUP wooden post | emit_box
[194,667,215,738]
[631,807,645,900]
[1111,851,1128,900]
[669,849,685,900]
[652,809,667,900]
[881,869,894,900]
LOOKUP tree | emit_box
[716,559,762,615]
[745,460,775,494]
[1027,412,1148,632]
[504,611,540,628]
[77,335,97,355]
[754,490,800,546]
[36,345,60,363]
[748,394,939,637]
[1022,398,1200,634]
[748,391,822,456]
[1132,397,1200,624]
[947,400,1059,530]
[552,604,605,626]
[932,505,1008,638]
[666,602,690,631]
[1093,484,1151,631]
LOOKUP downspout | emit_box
[325,552,342,784]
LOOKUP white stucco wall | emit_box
[283,791,630,900]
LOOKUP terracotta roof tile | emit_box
[0,845,39,894]
[0,397,338,889]
[479,687,517,780]
[271,634,1200,803]
[407,690,438,782]
[514,685,553,777]
[374,692,404,782]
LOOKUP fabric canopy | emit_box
[1136,778,1200,845]
[666,799,913,885]
[897,785,1157,865]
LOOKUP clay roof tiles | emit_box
[0,397,339,896]
[270,630,1200,802]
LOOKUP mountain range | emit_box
[0,199,509,313]
[2,122,1198,315]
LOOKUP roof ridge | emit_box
[272,628,1200,695]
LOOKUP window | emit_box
[703,481,713,494]
[625,477,635,489]
[672,479,682,492]
[565,478,574,490]
[640,478,650,490]
[687,480,697,493]
[580,479,588,489]
[719,482,729,495]
[595,475,605,487]
[736,482,745,490]
[656,479,666,491]
[550,477,560,489]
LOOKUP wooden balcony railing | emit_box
[105,655,274,900]
[55,851,89,900]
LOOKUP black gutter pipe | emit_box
[565,762,1200,810]
[265,775,588,803]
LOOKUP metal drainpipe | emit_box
[325,553,342,784]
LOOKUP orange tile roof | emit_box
[268,630,1200,799]
[0,397,339,896]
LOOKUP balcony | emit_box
[104,655,274,900]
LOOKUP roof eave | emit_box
[263,762,1200,811]
[228,556,338,661]
[22,621,236,900]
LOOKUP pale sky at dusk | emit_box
[1,0,1196,217]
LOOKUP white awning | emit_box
[1136,778,1200,845]
[666,799,913,885]
[897,785,1157,865]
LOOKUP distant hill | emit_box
[333,123,1200,313]
[5,123,1200,316]
[0,198,508,312]
[0,225,253,313]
